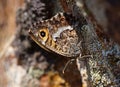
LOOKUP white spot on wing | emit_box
[42,41,45,45]
[52,26,73,41]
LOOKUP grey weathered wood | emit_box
[59,0,120,87]
[80,22,117,87]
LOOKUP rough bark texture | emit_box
[0,0,120,87]
[59,0,120,86]
[76,0,120,86]
[81,23,119,86]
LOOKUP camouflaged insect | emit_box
[29,12,82,58]
[29,12,90,87]
[28,1,89,87]
[29,0,120,87]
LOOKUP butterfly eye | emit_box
[40,31,46,37]
[38,28,49,42]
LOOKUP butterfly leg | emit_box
[62,58,75,74]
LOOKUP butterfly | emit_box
[29,0,92,86]
[29,12,83,58]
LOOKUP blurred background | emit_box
[0,0,120,87]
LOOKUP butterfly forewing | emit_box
[29,12,81,57]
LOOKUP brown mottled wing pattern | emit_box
[29,12,81,57]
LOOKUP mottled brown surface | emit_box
[80,0,120,86]
[0,0,120,87]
